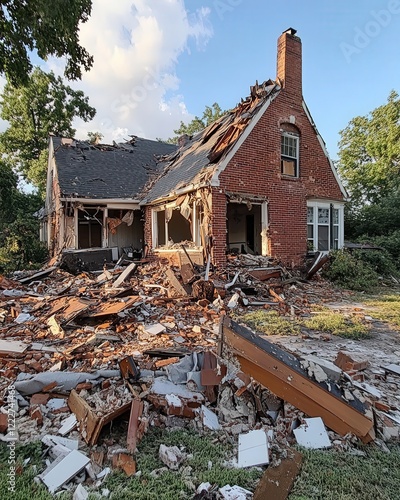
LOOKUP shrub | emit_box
[354,248,399,277]
[371,230,400,266]
[0,216,48,273]
[322,250,379,291]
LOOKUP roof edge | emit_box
[302,100,348,200]
[210,85,281,186]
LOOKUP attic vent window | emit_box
[281,133,299,177]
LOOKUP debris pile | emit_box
[0,258,399,496]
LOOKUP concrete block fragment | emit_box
[219,484,253,499]
[41,449,90,493]
[238,429,269,467]
[73,484,89,500]
[294,417,331,449]
[305,355,342,382]
[197,405,221,431]
[58,414,77,436]
[159,444,185,470]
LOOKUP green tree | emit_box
[168,102,226,143]
[0,159,18,225]
[338,90,400,205]
[0,0,93,86]
[87,131,103,144]
[0,163,47,273]
[0,67,96,192]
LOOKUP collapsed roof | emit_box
[52,136,176,200]
[142,79,280,203]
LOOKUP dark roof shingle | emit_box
[53,137,176,199]
[142,80,280,203]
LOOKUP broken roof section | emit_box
[141,80,280,204]
[52,136,177,200]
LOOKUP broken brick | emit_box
[0,413,8,433]
[374,401,391,412]
[30,393,50,406]
[30,407,43,425]
[334,351,369,372]
[154,357,179,368]
[42,381,58,392]
[75,382,93,392]
[101,380,111,390]
[112,453,136,477]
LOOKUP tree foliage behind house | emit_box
[167,102,226,143]
[328,91,400,286]
[0,0,93,86]
[0,161,47,273]
[0,67,96,192]
[338,90,400,206]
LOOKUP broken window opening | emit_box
[153,203,200,248]
[281,132,299,177]
[107,209,143,256]
[168,209,192,244]
[78,207,104,249]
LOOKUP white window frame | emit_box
[152,201,200,249]
[281,132,299,177]
[307,201,344,253]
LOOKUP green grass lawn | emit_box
[2,440,400,499]
[240,308,370,339]
[357,292,400,331]
[289,445,400,500]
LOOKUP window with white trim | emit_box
[281,133,299,177]
[307,203,343,252]
[152,203,198,248]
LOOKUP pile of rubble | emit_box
[0,256,399,498]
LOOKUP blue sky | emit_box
[176,0,399,159]
[2,0,398,161]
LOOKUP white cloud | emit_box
[59,0,213,142]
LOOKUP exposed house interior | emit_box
[227,202,262,255]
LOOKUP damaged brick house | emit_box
[141,28,347,267]
[43,29,346,267]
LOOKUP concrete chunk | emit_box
[238,429,269,467]
[293,417,331,449]
[41,449,90,493]
[305,355,342,382]
[159,444,185,470]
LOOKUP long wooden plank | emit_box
[222,318,374,442]
[83,296,139,318]
[68,390,100,445]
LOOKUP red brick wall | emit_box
[213,90,344,267]
[143,31,344,269]
[277,30,302,100]
[144,206,153,249]
[210,187,227,266]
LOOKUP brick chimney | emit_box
[276,28,302,100]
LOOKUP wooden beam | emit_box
[222,317,374,442]
[165,268,188,297]
[126,399,143,452]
